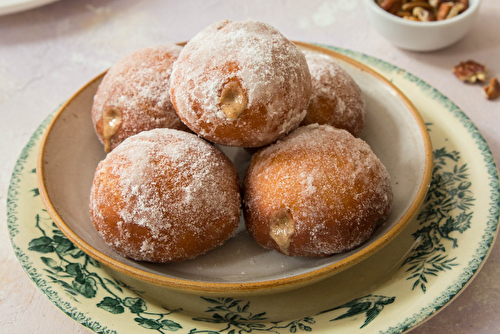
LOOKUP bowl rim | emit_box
[363,0,481,27]
[36,42,433,295]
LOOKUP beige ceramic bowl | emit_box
[37,42,433,296]
[364,0,482,51]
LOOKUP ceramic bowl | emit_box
[363,0,482,52]
[37,42,433,296]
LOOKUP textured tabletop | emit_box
[1,1,499,333]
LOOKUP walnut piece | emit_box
[483,78,500,100]
[375,0,468,21]
[380,0,403,14]
[429,0,445,9]
[446,3,465,19]
[453,60,487,83]
[437,2,453,20]
[402,2,432,11]
[457,0,469,10]
[413,6,435,21]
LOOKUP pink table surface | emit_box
[1,1,499,333]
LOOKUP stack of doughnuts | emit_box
[89,19,392,263]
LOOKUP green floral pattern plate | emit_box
[7,45,500,334]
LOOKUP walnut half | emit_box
[453,60,487,83]
[483,78,500,100]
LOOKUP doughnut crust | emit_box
[92,44,189,152]
[243,124,392,257]
[169,19,312,147]
[301,51,365,138]
[89,129,241,263]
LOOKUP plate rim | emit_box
[35,42,433,295]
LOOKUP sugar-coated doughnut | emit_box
[170,19,312,147]
[301,50,365,138]
[92,44,189,153]
[243,124,392,257]
[89,129,241,263]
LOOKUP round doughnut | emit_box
[92,44,189,153]
[301,50,365,138]
[169,19,312,147]
[89,128,241,263]
[243,124,392,257]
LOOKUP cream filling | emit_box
[269,208,295,255]
[219,80,247,120]
[102,107,122,153]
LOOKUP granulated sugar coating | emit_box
[244,124,393,257]
[89,129,241,263]
[169,19,312,147]
[301,50,365,138]
[92,44,189,153]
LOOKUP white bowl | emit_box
[37,42,433,296]
[363,0,481,52]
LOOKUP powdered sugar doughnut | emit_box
[301,50,365,138]
[92,44,189,153]
[170,19,312,147]
[244,124,392,257]
[89,129,241,263]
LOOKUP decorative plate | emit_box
[0,0,59,16]
[35,42,432,295]
[7,45,499,333]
